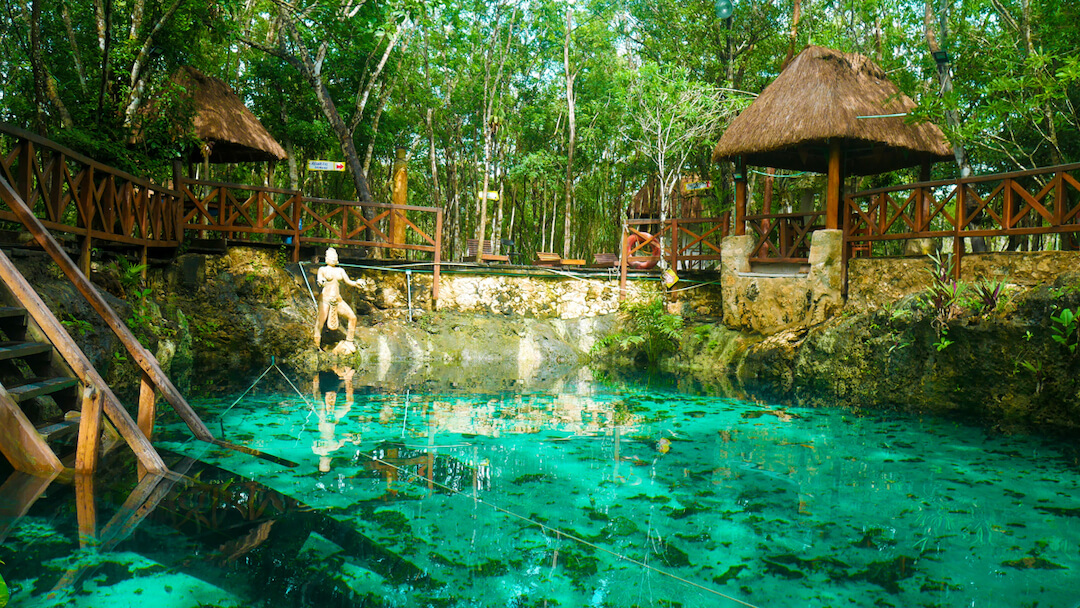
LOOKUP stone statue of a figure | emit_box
[314,248,358,353]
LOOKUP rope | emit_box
[217,360,276,427]
[298,261,317,305]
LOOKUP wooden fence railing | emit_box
[0,123,183,274]
[746,211,825,263]
[845,163,1080,276]
[619,216,728,298]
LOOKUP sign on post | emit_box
[477,190,500,201]
[307,160,347,171]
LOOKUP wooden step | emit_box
[36,418,80,441]
[0,307,28,319]
[0,341,52,361]
[7,377,79,403]
[0,307,28,341]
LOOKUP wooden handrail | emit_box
[0,246,166,474]
[0,173,212,442]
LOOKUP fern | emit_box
[592,297,683,365]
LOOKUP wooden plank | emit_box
[0,173,211,445]
[0,341,51,360]
[0,469,58,544]
[8,377,79,403]
[0,244,166,473]
[75,386,103,473]
[0,384,63,476]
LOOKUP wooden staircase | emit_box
[0,170,294,479]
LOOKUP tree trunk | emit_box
[60,1,88,93]
[562,6,577,259]
[925,0,985,253]
[30,0,73,131]
[277,10,372,202]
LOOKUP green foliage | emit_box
[592,297,683,365]
[969,278,1007,317]
[933,329,954,352]
[1050,308,1078,354]
[61,314,92,337]
[923,252,962,337]
[0,558,7,608]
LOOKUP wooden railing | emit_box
[179,178,301,246]
[0,124,182,273]
[618,216,729,298]
[746,211,825,263]
[845,163,1080,275]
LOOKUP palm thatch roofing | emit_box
[712,45,952,175]
[174,66,286,164]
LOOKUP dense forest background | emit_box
[1,0,1078,261]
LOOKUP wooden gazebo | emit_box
[172,66,286,165]
[712,45,952,237]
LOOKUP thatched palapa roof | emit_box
[712,45,952,175]
[174,66,286,164]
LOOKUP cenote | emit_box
[3,370,1078,608]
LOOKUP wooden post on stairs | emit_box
[75,386,104,474]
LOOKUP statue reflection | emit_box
[312,367,361,472]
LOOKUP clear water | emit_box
[4,370,1079,608]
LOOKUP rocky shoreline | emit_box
[14,246,1079,439]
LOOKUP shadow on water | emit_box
[0,450,437,608]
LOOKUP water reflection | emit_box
[312,367,362,472]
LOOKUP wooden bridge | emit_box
[0,123,443,300]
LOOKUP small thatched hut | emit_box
[173,66,286,164]
[713,45,952,231]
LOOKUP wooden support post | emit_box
[0,387,64,476]
[75,386,104,474]
[75,473,97,547]
[826,140,842,230]
[669,218,679,270]
[618,224,628,301]
[137,373,156,440]
[954,176,965,280]
[734,159,747,236]
[432,209,442,304]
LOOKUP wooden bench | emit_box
[534,252,561,266]
[535,252,585,267]
[588,253,617,268]
[466,239,510,263]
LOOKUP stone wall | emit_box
[847,251,1080,312]
[340,266,724,320]
[719,229,844,335]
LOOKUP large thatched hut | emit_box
[712,45,952,232]
[173,66,286,164]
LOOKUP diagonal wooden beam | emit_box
[0,382,64,476]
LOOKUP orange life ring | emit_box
[626,231,661,269]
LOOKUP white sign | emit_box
[307,160,346,171]
[477,190,500,201]
[684,180,712,192]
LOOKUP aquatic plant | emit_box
[592,297,683,365]
[0,559,7,608]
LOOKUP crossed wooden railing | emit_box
[0,123,443,301]
[0,124,182,275]
[618,216,728,298]
[746,211,825,263]
[845,163,1080,276]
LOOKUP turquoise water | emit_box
[4,370,1079,607]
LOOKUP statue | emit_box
[314,247,358,354]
